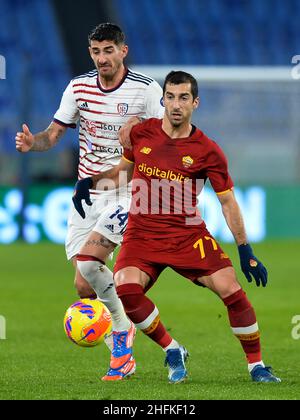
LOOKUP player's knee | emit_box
[114,267,149,289]
[222,288,252,310]
[116,283,145,314]
[114,269,130,287]
[219,285,241,300]
[214,268,242,299]
[221,281,242,299]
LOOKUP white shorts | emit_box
[65,190,131,260]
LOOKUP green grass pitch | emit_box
[0,240,299,400]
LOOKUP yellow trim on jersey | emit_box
[122,155,134,164]
[216,188,233,196]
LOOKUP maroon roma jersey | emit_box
[123,118,234,238]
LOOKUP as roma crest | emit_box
[117,103,129,116]
[182,156,194,168]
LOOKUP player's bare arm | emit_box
[119,116,143,150]
[217,189,268,287]
[15,121,67,153]
[72,157,134,219]
[217,189,247,245]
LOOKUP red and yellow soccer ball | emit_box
[64,298,112,347]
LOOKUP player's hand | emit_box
[72,178,93,219]
[15,124,35,152]
[119,116,142,150]
[238,244,268,287]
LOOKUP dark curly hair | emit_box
[163,71,198,100]
[88,23,125,46]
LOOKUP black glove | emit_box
[238,244,268,287]
[72,177,93,219]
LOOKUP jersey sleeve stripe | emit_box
[78,163,103,175]
[82,155,110,166]
[79,129,115,141]
[73,74,97,80]
[122,155,134,164]
[73,89,105,96]
[78,109,104,115]
[76,98,106,105]
[53,118,77,129]
[80,109,144,116]
[216,188,233,196]
[79,146,89,155]
[126,76,151,86]
[73,71,97,80]
[128,71,154,83]
[73,83,98,88]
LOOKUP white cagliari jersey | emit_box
[53,68,164,179]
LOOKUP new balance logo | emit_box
[0,315,6,340]
[105,224,114,233]
[140,147,152,155]
[80,102,89,110]
[0,55,6,80]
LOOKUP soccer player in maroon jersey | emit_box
[73,71,281,384]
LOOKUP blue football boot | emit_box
[164,346,189,384]
[251,365,281,383]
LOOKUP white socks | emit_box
[248,361,265,373]
[163,339,180,352]
[77,259,131,332]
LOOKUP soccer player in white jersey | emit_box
[15,23,164,381]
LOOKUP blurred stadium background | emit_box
[1,0,300,401]
[1,0,300,245]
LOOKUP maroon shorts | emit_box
[114,226,233,291]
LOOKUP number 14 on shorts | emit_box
[110,205,128,234]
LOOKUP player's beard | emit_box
[168,111,184,127]
[98,66,114,81]
[98,61,122,82]
[170,120,182,127]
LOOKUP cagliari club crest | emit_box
[182,156,194,168]
[85,120,97,136]
[117,103,129,116]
